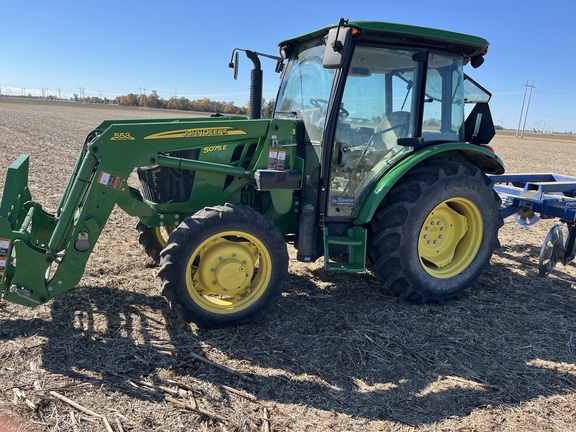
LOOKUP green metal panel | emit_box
[348,21,488,49]
[280,21,489,60]
[0,154,32,229]
[116,186,156,219]
[354,144,505,225]
[4,239,50,306]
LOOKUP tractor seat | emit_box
[371,111,410,151]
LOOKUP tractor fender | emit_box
[354,143,505,225]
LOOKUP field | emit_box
[1,98,576,431]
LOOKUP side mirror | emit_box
[275,59,284,74]
[323,26,352,69]
[228,51,240,80]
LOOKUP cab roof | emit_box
[279,20,489,61]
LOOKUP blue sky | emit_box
[1,0,575,132]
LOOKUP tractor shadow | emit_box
[0,245,575,426]
[189,244,576,425]
[0,288,184,402]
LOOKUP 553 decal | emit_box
[110,132,135,141]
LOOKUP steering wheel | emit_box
[370,122,406,144]
[371,111,410,144]
[310,98,349,117]
[352,111,410,172]
[309,98,327,109]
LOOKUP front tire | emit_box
[137,223,174,265]
[368,159,502,303]
[159,204,288,328]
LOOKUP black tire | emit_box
[158,204,289,328]
[368,159,502,303]
[137,223,174,265]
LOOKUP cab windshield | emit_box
[274,39,335,144]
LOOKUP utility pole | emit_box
[516,80,535,138]
[521,81,535,138]
[139,86,147,107]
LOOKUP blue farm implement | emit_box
[490,173,576,276]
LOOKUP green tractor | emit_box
[0,19,504,328]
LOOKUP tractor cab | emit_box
[274,20,500,267]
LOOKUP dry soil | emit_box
[1,98,576,431]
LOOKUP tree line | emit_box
[115,90,248,115]
[71,90,276,118]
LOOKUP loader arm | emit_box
[0,117,299,307]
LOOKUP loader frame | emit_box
[0,116,301,306]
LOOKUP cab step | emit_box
[323,226,367,272]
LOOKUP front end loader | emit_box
[1,20,507,328]
[0,115,300,310]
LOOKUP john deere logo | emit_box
[145,127,247,140]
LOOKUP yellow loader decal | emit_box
[144,127,247,140]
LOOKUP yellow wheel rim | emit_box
[418,198,483,278]
[184,231,272,314]
[154,226,173,248]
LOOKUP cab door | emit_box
[326,46,419,218]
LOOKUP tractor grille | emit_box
[137,149,199,204]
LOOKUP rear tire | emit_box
[368,159,502,303]
[159,204,288,328]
